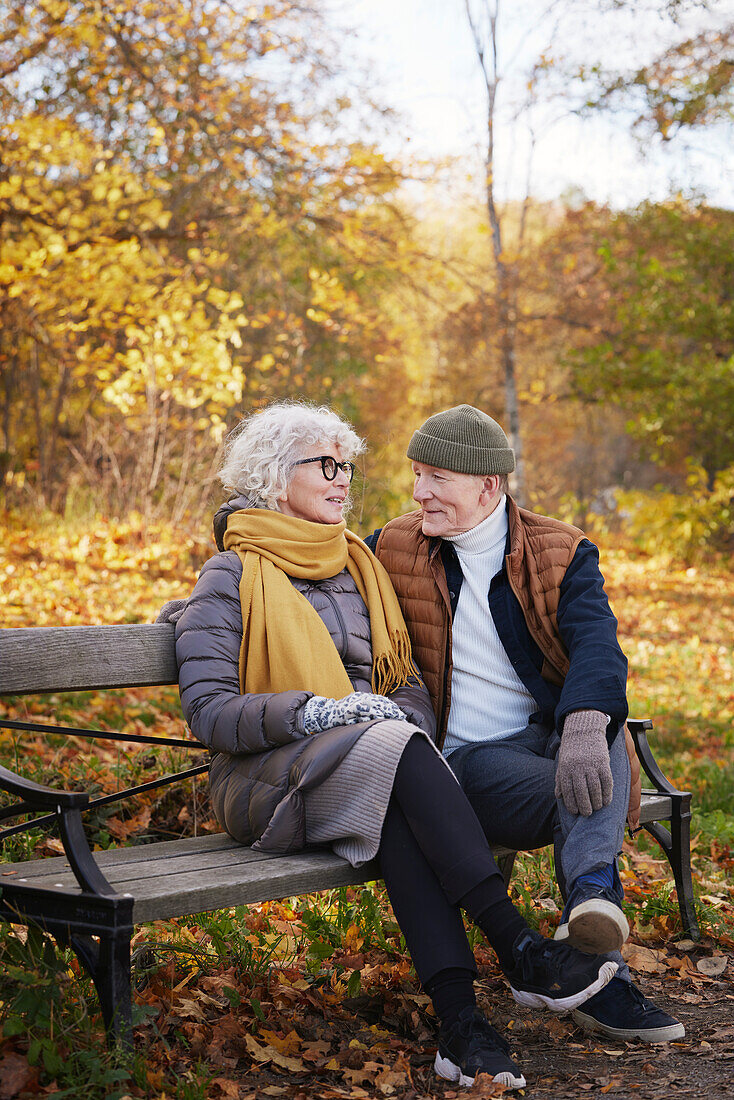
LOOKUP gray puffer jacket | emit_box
[175,495,436,853]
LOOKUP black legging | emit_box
[377,734,525,986]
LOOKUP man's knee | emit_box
[447,740,558,850]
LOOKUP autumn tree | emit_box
[558,200,734,485]
[462,0,535,503]
[582,8,734,141]
[0,0,414,520]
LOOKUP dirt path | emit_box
[186,941,733,1098]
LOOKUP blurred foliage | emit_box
[0,0,417,523]
[613,465,734,564]
[0,1,731,545]
[557,464,733,567]
[582,15,734,140]
[565,201,734,484]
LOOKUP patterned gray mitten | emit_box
[299,692,405,734]
[555,710,613,817]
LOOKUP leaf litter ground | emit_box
[0,516,732,1098]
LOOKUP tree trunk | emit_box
[465,0,526,503]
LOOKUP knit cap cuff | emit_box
[407,429,515,476]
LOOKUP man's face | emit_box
[411,462,500,537]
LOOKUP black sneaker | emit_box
[434,1006,526,1089]
[554,885,629,954]
[572,976,685,1042]
[505,929,618,1013]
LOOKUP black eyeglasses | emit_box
[294,456,356,482]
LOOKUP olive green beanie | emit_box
[407,404,515,476]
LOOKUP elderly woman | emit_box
[174,402,617,1091]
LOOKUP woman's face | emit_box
[278,441,351,524]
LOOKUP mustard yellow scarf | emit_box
[222,509,418,698]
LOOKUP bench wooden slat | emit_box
[0,834,517,924]
[2,847,380,923]
[637,793,672,823]
[0,625,178,695]
[0,794,673,914]
[1,836,274,889]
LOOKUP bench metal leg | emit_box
[496,851,516,889]
[69,930,134,1048]
[644,794,700,941]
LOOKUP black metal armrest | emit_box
[0,764,90,811]
[0,764,115,897]
[627,719,690,798]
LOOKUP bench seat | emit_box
[0,793,673,925]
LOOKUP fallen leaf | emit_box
[621,943,668,974]
[375,1056,411,1095]
[710,1026,734,1041]
[666,955,698,977]
[174,996,208,1021]
[301,1040,331,1063]
[699,894,725,909]
[0,1053,32,1100]
[469,1074,512,1096]
[245,1033,304,1073]
[696,956,728,977]
[36,837,65,856]
[259,1028,302,1056]
[106,804,152,839]
[210,1078,240,1099]
[341,1067,374,1087]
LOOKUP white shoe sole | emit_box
[434,1051,527,1089]
[555,899,629,954]
[572,1006,686,1043]
[510,959,618,1013]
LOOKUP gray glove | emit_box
[155,599,187,624]
[555,710,613,817]
[299,692,406,734]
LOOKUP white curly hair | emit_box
[218,401,366,509]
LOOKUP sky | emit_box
[335,0,733,209]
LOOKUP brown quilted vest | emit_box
[374,499,641,828]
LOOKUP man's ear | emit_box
[480,474,501,500]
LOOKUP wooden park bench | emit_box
[0,624,699,1047]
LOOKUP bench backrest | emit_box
[0,624,178,695]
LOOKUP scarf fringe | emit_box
[371,629,420,696]
[224,509,419,699]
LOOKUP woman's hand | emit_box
[299,692,406,734]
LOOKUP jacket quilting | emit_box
[176,508,436,852]
[372,502,641,828]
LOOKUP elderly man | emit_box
[367,404,683,1043]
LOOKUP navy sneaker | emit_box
[554,884,629,954]
[504,929,617,1013]
[434,1006,526,1089]
[572,977,685,1042]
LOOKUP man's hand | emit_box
[298,692,406,734]
[555,710,613,817]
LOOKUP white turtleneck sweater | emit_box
[442,497,537,756]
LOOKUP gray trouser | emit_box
[447,722,631,981]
